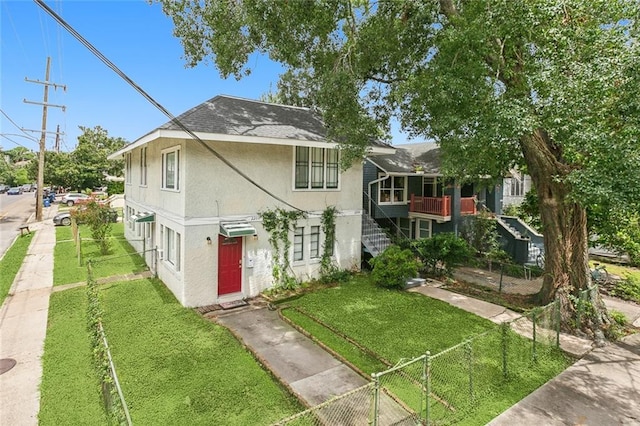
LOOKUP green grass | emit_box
[54,222,147,286]
[282,276,496,363]
[0,232,34,307]
[590,260,640,281]
[39,288,107,425]
[99,278,302,424]
[281,275,572,424]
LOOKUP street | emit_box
[0,192,37,257]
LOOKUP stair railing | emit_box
[362,191,409,242]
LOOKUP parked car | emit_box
[7,187,23,195]
[52,208,119,226]
[0,184,9,194]
[60,192,91,206]
[21,184,34,192]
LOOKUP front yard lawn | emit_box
[41,279,302,425]
[282,276,495,363]
[53,222,147,286]
[100,278,302,424]
[280,275,572,425]
[39,288,107,425]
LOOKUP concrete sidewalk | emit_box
[0,206,58,426]
[488,332,640,425]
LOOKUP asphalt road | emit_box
[0,192,37,258]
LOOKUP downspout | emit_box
[365,158,391,217]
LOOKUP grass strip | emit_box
[39,288,107,425]
[281,306,388,376]
[0,232,34,307]
[100,278,302,425]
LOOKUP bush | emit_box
[460,210,500,257]
[611,274,640,303]
[368,245,420,290]
[106,180,124,195]
[73,201,114,254]
[411,233,472,277]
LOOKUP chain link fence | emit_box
[274,300,564,426]
[86,261,132,425]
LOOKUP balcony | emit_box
[409,195,477,218]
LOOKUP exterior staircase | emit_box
[361,213,392,257]
[495,215,545,265]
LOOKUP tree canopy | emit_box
[157,0,640,335]
[20,125,125,190]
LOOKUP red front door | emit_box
[218,235,242,295]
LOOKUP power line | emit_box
[0,108,34,140]
[34,0,304,213]
[0,134,34,150]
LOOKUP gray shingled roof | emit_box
[159,95,327,142]
[370,142,442,174]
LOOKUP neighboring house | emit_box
[502,170,533,207]
[362,142,542,264]
[108,95,393,307]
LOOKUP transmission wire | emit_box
[34,0,305,212]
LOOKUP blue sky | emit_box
[1,0,413,154]
[1,0,289,152]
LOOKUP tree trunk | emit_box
[521,130,609,342]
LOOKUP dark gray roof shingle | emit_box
[159,95,328,142]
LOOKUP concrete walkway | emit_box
[0,206,58,426]
[214,306,370,407]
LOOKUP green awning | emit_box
[220,221,256,237]
[132,212,155,223]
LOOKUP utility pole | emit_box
[24,57,66,221]
[54,124,60,152]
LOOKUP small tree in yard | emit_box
[369,246,420,290]
[73,201,113,255]
[411,234,472,278]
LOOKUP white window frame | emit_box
[415,219,432,239]
[293,146,340,190]
[293,226,304,262]
[162,146,180,191]
[509,177,525,197]
[164,226,181,271]
[125,153,132,184]
[310,226,320,259]
[139,146,147,186]
[378,174,407,205]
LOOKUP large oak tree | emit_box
[156,0,639,338]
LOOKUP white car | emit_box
[60,192,91,206]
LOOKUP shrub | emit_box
[73,201,113,254]
[106,180,123,195]
[368,245,420,290]
[611,274,640,303]
[411,233,472,277]
[318,264,352,285]
[460,210,500,257]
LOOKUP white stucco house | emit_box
[108,95,393,307]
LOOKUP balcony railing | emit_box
[409,195,477,217]
[410,195,451,216]
[460,197,478,215]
